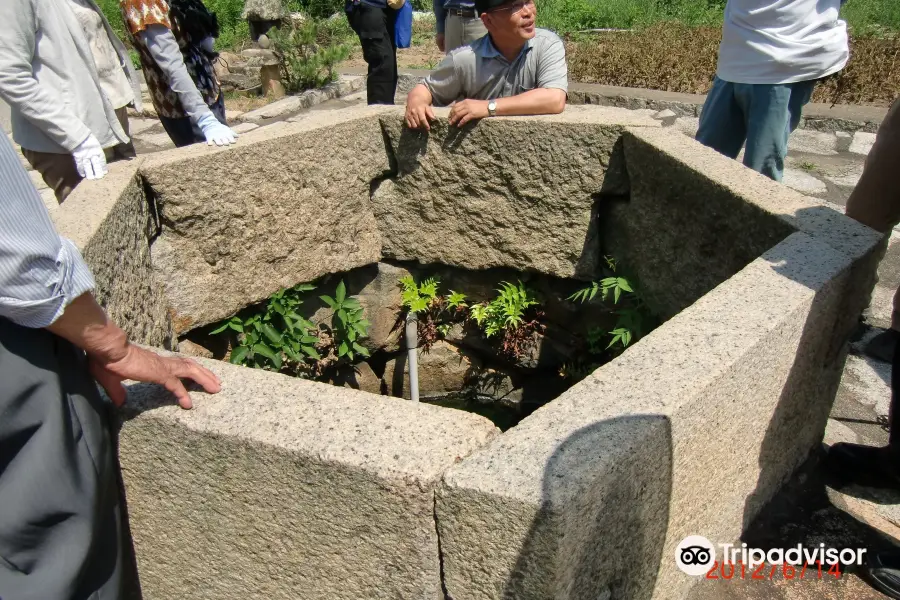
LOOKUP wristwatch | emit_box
[488,100,497,117]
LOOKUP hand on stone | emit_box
[436,33,445,52]
[448,99,489,127]
[405,101,436,131]
[90,344,221,409]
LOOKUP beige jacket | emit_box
[0,0,142,153]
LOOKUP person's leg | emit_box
[20,148,82,203]
[110,106,137,160]
[741,83,791,181]
[159,115,202,147]
[740,79,815,181]
[696,77,747,160]
[460,15,487,46]
[845,98,900,359]
[0,320,123,599]
[384,6,398,101]
[846,98,900,233]
[847,327,900,600]
[353,4,397,105]
[444,13,464,52]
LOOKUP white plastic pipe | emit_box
[405,312,420,402]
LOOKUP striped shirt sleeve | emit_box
[0,135,95,328]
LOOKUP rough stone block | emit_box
[375,106,658,281]
[614,127,877,320]
[53,160,174,347]
[437,232,868,600]
[119,357,498,599]
[142,108,393,332]
[241,95,304,121]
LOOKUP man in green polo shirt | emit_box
[405,0,567,130]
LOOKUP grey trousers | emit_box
[0,319,123,600]
[444,13,487,53]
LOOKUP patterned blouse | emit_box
[119,0,220,119]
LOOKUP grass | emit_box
[566,23,900,106]
[798,161,818,172]
[537,0,726,32]
[536,0,899,35]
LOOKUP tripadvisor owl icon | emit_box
[676,535,716,576]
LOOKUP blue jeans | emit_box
[695,76,817,181]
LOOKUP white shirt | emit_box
[65,0,134,109]
[716,0,849,85]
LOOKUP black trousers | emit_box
[159,93,227,148]
[346,3,398,105]
[0,319,123,600]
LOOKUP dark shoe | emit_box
[861,551,900,599]
[824,442,900,490]
[861,328,900,364]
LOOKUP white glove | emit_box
[197,112,238,147]
[200,37,216,54]
[72,134,108,180]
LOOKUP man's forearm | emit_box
[495,88,566,117]
[46,293,129,363]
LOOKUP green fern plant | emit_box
[567,256,649,352]
[470,281,539,338]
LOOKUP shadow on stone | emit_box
[500,415,673,600]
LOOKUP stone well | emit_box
[51,104,882,600]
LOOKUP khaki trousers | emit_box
[845,97,900,329]
[22,107,135,203]
[444,12,487,53]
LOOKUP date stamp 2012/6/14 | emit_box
[706,560,844,580]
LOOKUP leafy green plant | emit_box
[401,275,440,314]
[568,276,633,305]
[399,275,468,349]
[211,282,319,371]
[470,281,539,338]
[320,281,371,362]
[567,257,650,353]
[211,279,369,376]
[269,19,350,92]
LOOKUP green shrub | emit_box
[269,19,350,91]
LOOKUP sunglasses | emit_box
[488,0,535,14]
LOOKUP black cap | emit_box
[474,0,509,13]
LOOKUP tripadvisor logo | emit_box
[676,535,716,576]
